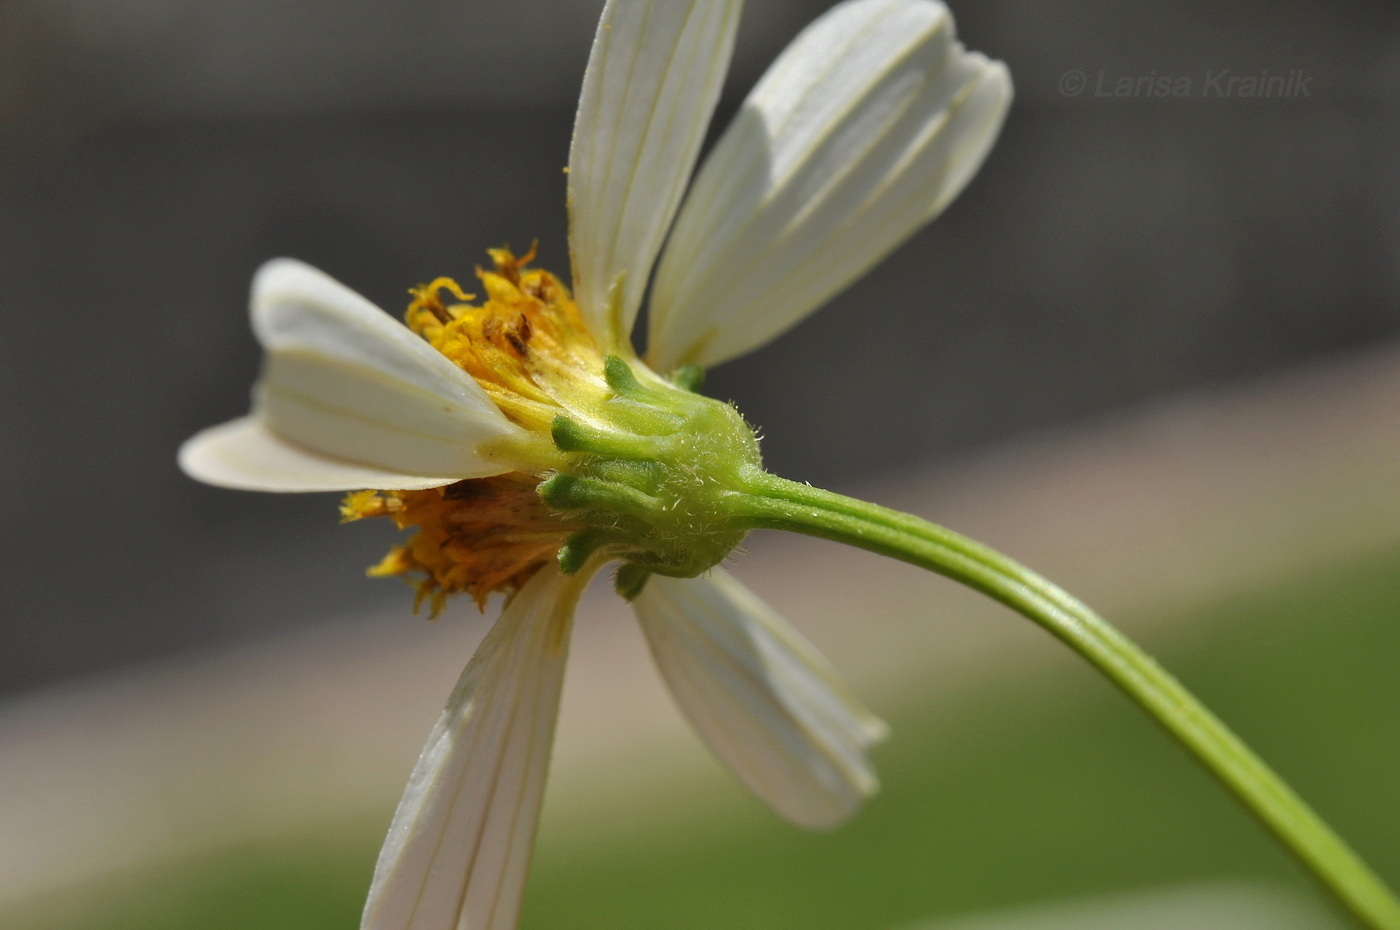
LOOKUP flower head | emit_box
[180,0,1010,927]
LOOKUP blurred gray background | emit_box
[3,0,1398,695]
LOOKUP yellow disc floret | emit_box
[403,244,610,433]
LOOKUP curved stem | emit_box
[733,473,1400,930]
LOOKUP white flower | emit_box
[179,1,1011,927]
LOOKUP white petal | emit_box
[567,0,743,346]
[362,567,583,930]
[633,569,887,830]
[178,416,476,492]
[647,0,1012,370]
[250,259,521,484]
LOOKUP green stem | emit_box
[734,473,1400,930]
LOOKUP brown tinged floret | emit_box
[342,474,581,616]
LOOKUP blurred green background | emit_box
[8,542,1397,929]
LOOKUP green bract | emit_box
[540,356,762,592]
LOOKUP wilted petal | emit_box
[362,567,584,930]
[245,259,521,486]
[179,416,476,492]
[648,0,1012,370]
[633,569,887,830]
[567,0,744,346]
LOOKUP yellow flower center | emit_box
[402,244,610,433]
[347,245,766,612]
[343,247,597,611]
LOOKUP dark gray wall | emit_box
[3,0,1398,694]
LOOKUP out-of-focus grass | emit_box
[9,547,1400,930]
